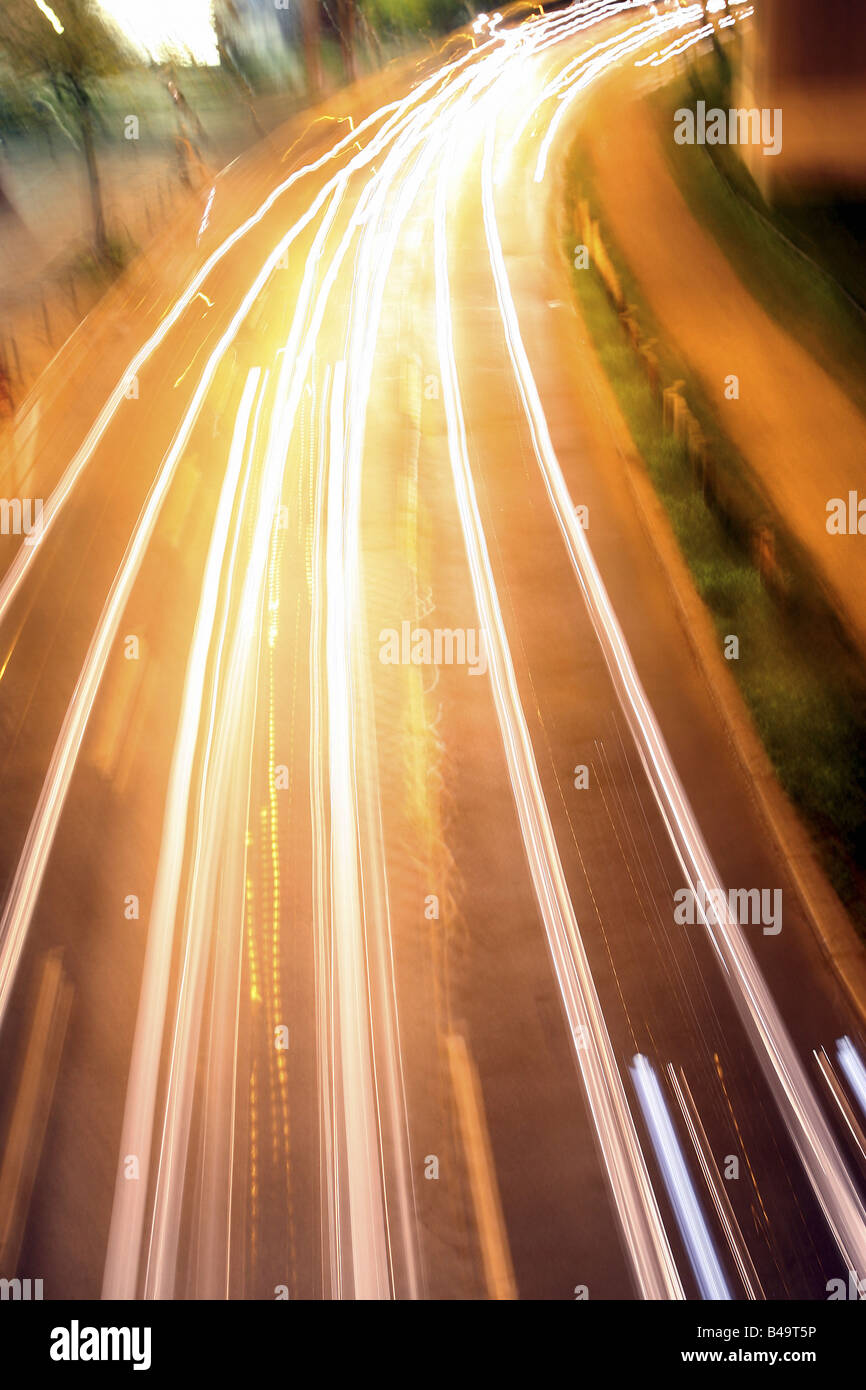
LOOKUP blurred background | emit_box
[0,0,472,408]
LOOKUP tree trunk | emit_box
[337,0,357,84]
[73,85,109,261]
[301,0,322,98]
[0,174,22,224]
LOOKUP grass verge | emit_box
[564,140,866,937]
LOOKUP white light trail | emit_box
[667,1063,762,1299]
[631,1055,731,1299]
[0,26,513,1044]
[102,24,522,1300]
[102,367,262,1298]
[143,369,268,1299]
[838,1037,866,1123]
[534,6,703,181]
[434,104,683,1300]
[32,0,63,34]
[0,70,474,630]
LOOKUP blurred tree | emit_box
[336,0,357,83]
[0,176,21,222]
[301,0,323,97]
[215,0,321,96]
[0,0,133,261]
[360,0,467,38]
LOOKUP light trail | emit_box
[496,2,648,181]
[99,0,692,1303]
[143,369,269,1300]
[0,175,344,1041]
[0,109,375,623]
[193,593,265,1300]
[321,40,534,1301]
[434,104,683,1300]
[635,20,714,68]
[0,21,519,1045]
[838,1038,866,1124]
[323,360,393,1299]
[631,1056,731,1300]
[480,102,866,1280]
[32,0,63,35]
[814,1046,866,1169]
[533,5,703,182]
[0,34,506,632]
[223,0,669,1298]
[101,368,263,1298]
[297,33,528,1299]
[266,8,626,1297]
[102,18,528,1299]
[309,366,342,1296]
[667,1064,763,1299]
[312,4,698,1296]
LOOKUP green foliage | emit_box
[0,1,137,257]
[72,228,137,280]
[0,0,134,89]
[360,0,469,36]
